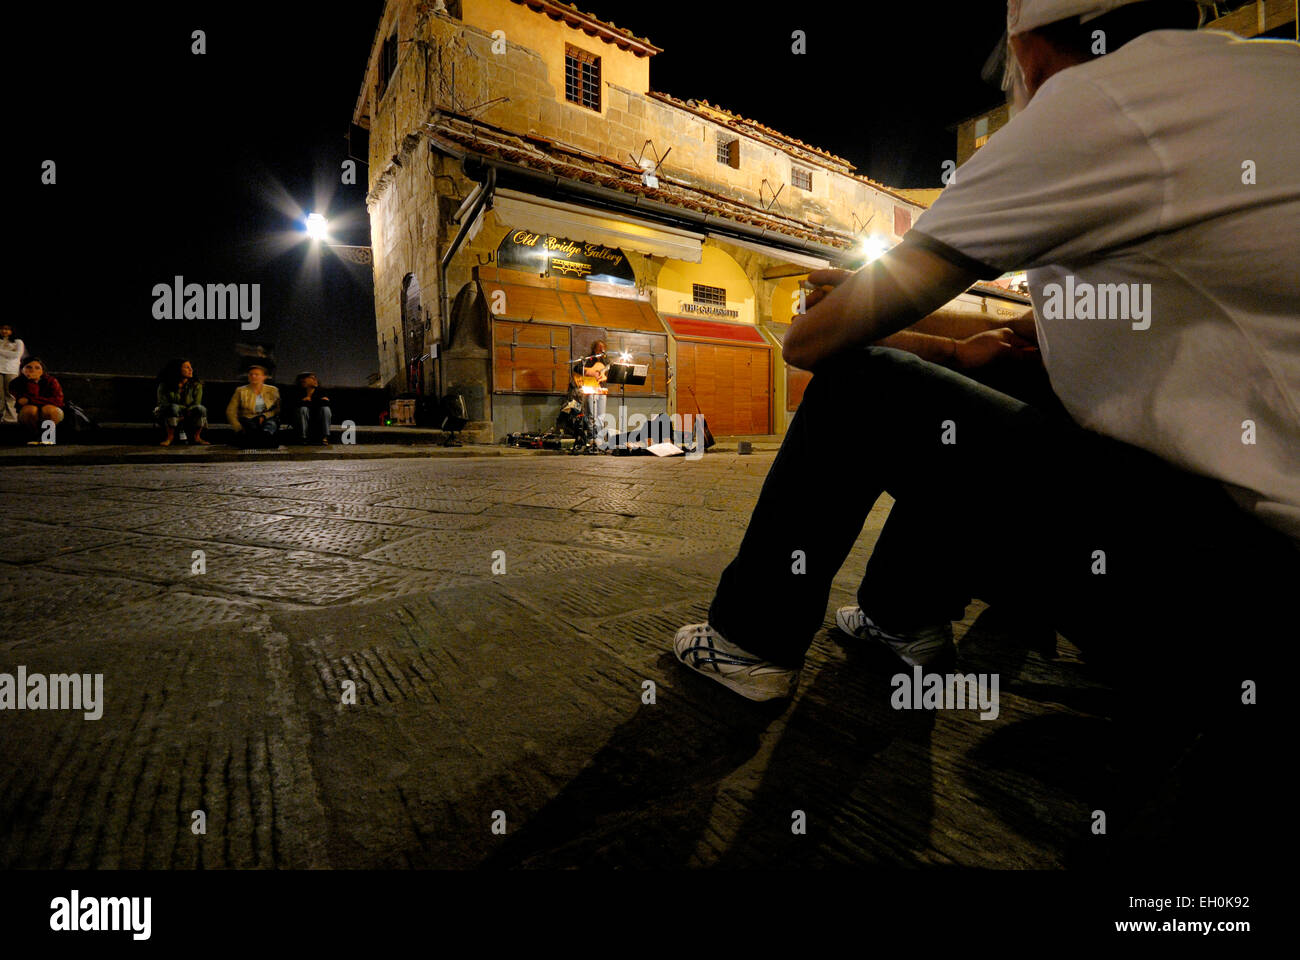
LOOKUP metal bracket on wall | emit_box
[629,140,671,174]
[760,180,784,212]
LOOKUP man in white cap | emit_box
[673,0,1298,727]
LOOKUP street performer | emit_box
[573,339,610,448]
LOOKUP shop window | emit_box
[377,29,398,100]
[716,136,739,168]
[692,283,727,307]
[565,45,601,111]
[792,166,812,191]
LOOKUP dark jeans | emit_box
[155,403,207,430]
[237,416,280,447]
[297,403,332,442]
[708,347,1296,705]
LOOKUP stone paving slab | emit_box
[0,452,1236,869]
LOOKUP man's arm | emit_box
[875,330,958,365]
[782,236,982,371]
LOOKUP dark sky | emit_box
[21,1,1005,386]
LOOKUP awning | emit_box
[664,316,768,346]
[706,232,830,271]
[479,269,666,332]
[492,189,704,262]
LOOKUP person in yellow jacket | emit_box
[225,364,281,447]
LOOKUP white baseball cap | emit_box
[1007,0,1151,35]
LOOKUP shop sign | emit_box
[497,229,635,285]
[680,302,739,319]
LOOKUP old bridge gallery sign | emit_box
[498,230,635,285]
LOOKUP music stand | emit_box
[605,362,647,442]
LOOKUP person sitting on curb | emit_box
[225,364,281,448]
[154,358,209,446]
[671,0,1299,719]
[291,372,332,445]
[8,357,64,445]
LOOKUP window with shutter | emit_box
[564,44,601,111]
[377,30,398,100]
[717,136,739,168]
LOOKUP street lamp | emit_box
[305,212,329,241]
[860,234,892,262]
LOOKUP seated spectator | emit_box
[292,371,332,444]
[154,358,209,446]
[225,364,281,448]
[0,324,24,424]
[8,357,64,445]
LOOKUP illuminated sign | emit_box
[680,302,739,318]
[497,230,635,285]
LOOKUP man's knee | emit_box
[40,406,64,423]
[802,346,925,405]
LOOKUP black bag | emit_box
[64,401,97,434]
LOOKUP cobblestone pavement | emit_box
[0,453,1164,868]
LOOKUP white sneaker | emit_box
[835,605,955,668]
[672,623,799,702]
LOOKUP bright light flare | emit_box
[305,213,329,241]
[860,235,892,262]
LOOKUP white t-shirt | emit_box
[0,338,23,376]
[911,30,1300,544]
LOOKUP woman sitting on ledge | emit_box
[154,358,209,446]
[225,364,281,448]
[8,357,64,445]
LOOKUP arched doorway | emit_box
[400,273,425,395]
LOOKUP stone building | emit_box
[352,0,1026,440]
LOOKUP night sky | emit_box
[22,1,1005,386]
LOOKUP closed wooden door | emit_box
[676,342,771,435]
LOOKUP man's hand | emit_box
[1004,308,1038,345]
[800,268,853,310]
[953,328,1038,369]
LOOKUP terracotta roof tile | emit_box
[426,113,857,253]
[646,90,924,208]
[511,1,661,56]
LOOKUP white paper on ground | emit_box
[647,442,683,457]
